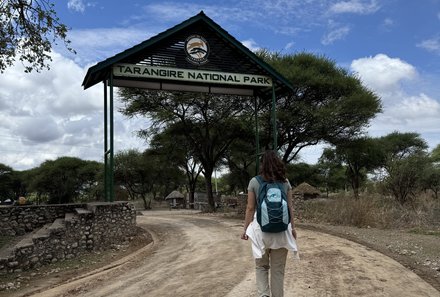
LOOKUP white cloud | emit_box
[285,42,295,50]
[321,25,350,45]
[139,1,347,37]
[143,3,259,24]
[417,36,440,55]
[241,39,261,52]
[381,18,394,31]
[370,93,440,143]
[350,54,417,93]
[329,0,380,14]
[390,93,440,120]
[0,52,148,170]
[275,27,301,37]
[67,0,86,13]
[349,54,440,150]
[14,117,63,143]
[383,18,393,26]
[66,28,153,66]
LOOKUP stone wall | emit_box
[0,204,86,236]
[0,202,137,274]
[85,202,137,249]
[292,192,305,220]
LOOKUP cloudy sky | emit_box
[1,0,440,170]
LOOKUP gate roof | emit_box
[82,11,293,97]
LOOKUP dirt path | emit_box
[27,211,440,297]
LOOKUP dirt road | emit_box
[30,211,440,297]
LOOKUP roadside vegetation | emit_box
[303,193,440,230]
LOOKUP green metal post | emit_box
[109,72,115,202]
[255,96,260,175]
[104,81,108,202]
[271,84,277,150]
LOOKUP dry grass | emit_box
[302,192,440,229]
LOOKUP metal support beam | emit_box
[104,81,109,201]
[109,72,115,202]
[255,96,260,175]
[271,84,277,150]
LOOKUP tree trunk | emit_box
[348,165,360,199]
[432,188,439,200]
[352,174,360,199]
[141,195,150,210]
[204,168,215,212]
[189,189,195,209]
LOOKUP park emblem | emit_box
[185,35,209,65]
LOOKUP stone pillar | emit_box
[237,194,247,219]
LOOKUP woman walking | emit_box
[241,150,298,297]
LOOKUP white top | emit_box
[246,176,299,259]
[246,215,298,258]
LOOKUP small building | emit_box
[293,182,321,200]
[165,191,185,208]
[193,192,221,210]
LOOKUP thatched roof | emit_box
[165,190,185,200]
[293,182,321,195]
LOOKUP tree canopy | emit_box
[0,163,14,200]
[320,137,384,198]
[0,0,74,72]
[114,149,184,209]
[150,128,202,208]
[259,52,382,163]
[119,90,252,211]
[29,157,101,204]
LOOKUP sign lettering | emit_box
[113,64,272,87]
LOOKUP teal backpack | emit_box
[255,175,290,233]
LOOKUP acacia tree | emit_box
[424,145,440,199]
[321,137,384,198]
[114,149,184,209]
[379,132,429,204]
[385,153,429,205]
[421,163,440,199]
[150,128,202,209]
[317,151,347,196]
[0,163,14,200]
[0,0,74,72]
[286,162,322,188]
[223,127,257,194]
[379,131,428,168]
[430,144,440,162]
[259,52,381,163]
[30,157,101,204]
[119,90,252,211]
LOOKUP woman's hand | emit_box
[241,232,248,240]
[291,228,297,240]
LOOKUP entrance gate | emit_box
[83,11,293,202]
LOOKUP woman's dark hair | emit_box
[259,150,287,182]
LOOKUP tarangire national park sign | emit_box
[82,11,293,202]
[113,64,273,87]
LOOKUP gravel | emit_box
[300,222,440,291]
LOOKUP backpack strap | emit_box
[255,175,263,185]
[254,175,265,205]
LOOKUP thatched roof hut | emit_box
[293,182,321,200]
[165,191,185,208]
[165,191,184,200]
